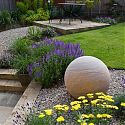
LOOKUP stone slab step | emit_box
[0,69,18,80]
[0,106,13,124]
[0,80,24,92]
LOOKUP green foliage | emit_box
[20,8,49,24]
[0,10,13,28]
[16,2,29,14]
[85,0,94,8]
[114,94,125,120]
[42,27,57,38]
[33,0,44,10]
[28,39,83,88]
[25,92,119,125]
[27,26,42,41]
[94,17,117,25]
[11,54,31,74]
[10,38,31,56]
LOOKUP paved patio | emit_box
[34,19,110,34]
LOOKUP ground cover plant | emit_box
[93,17,117,24]
[56,23,125,69]
[25,92,125,125]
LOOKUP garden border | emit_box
[4,80,42,125]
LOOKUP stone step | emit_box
[0,80,24,92]
[0,69,18,80]
[0,106,13,124]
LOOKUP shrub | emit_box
[42,27,57,38]
[27,26,42,41]
[94,17,117,25]
[20,8,49,24]
[16,1,29,14]
[10,38,32,56]
[11,54,31,74]
[33,0,44,11]
[10,38,52,74]
[28,38,83,88]
[26,92,121,125]
[0,10,13,28]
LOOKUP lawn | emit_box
[56,23,125,69]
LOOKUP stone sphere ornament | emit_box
[64,56,110,98]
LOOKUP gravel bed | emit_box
[0,27,29,54]
[35,69,125,111]
[34,69,125,125]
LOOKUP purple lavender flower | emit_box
[27,38,84,87]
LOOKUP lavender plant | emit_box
[28,38,83,88]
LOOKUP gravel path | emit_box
[0,27,29,54]
[35,70,125,110]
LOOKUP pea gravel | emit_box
[0,27,29,53]
[35,69,125,110]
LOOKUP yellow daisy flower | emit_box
[38,113,45,118]
[56,116,65,122]
[121,102,125,107]
[44,109,53,115]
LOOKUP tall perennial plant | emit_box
[28,38,84,87]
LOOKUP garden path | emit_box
[0,27,29,56]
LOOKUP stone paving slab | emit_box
[34,19,110,34]
[0,106,13,124]
[0,92,21,107]
[4,80,42,125]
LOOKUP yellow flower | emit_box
[91,100,98,105]
[71,104,81,110]
[81,114,95,119]
[97,114,102,118]
[97,114,112,119]
[95,92,105,96]
[70,101,81,106]
[54,104,63,110]
[102,114,112,119]
[121,102,125,107]
[44,109,53,115]
[89,114,95,118]
[87,93,94,98]
[89,123,95,125]
[81,114,89,119]
[38,113,45,118]
[78,96,86,100]
[77,119,82,123]
[82,99,88,103]
[62,105,69,111]
[81,122,87,125]
[56,116,65,122]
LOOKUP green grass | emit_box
[56,23,125,69]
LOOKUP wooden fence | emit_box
[0,0,16,11]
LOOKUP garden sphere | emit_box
[64,56,110,98]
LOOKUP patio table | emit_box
[58,2,85,24]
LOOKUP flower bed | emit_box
[24,70,125,125]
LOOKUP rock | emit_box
[64,56,110,98]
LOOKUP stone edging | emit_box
[4,80,42,125]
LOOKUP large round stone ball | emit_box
[64,56,110,98]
